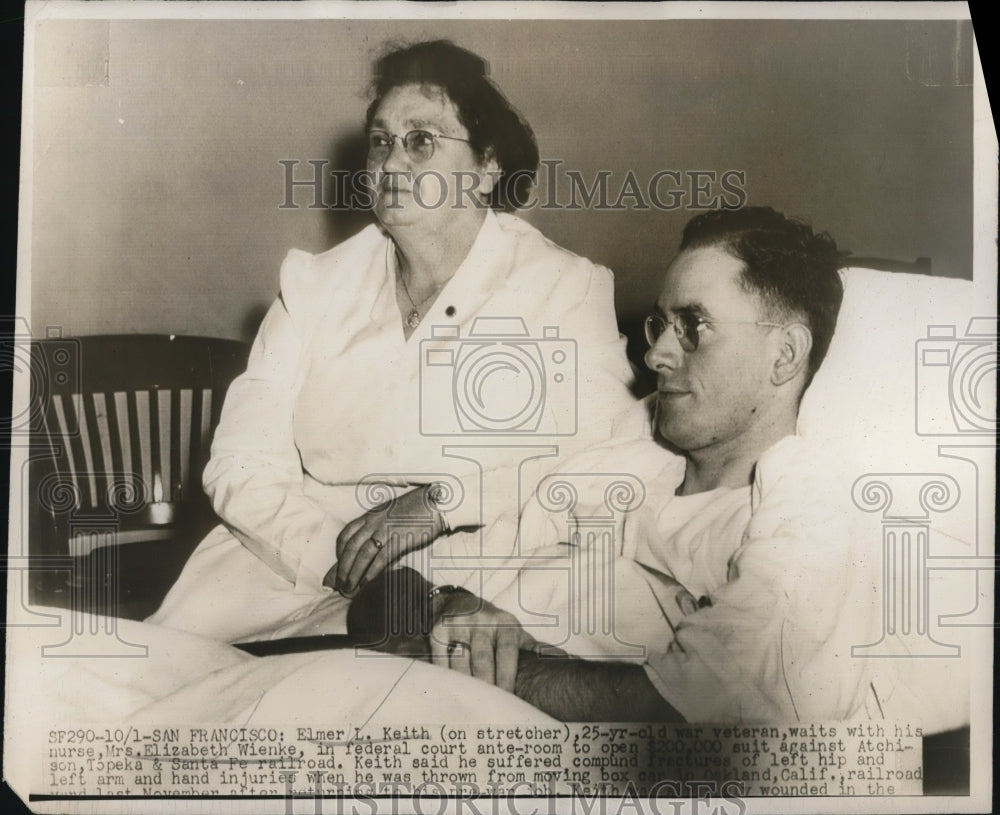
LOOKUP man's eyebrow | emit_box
[654,302,710,319]
[678,302,710,319]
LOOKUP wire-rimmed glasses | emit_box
[367,129,472,163]
[644,312,787,352]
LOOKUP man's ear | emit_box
[771,323,812,386]
[477,148,501,197]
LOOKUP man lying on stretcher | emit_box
[351,207,891,724]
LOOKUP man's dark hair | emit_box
[366,40,539,211]
[680,206,846,386]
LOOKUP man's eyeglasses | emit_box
[367,129,472,164]
[644,313,786,352]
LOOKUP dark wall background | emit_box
[27,18,973,341]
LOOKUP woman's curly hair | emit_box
[366,40,539,211]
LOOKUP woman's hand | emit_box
[429,591,540,693]
[326,485,445,597]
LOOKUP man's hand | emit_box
[430,592,538,693]
[326,485,445,597]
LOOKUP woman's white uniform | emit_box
[148,211,638,642]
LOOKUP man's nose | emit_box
[644,331,682,373]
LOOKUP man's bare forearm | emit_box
[349,568,686,721]
[514,650,684,722]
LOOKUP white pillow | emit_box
[799,267,991,731]
[800,266,990,473]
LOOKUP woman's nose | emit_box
[380,137,411,173]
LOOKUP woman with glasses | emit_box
[148,40,637,643]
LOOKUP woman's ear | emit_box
[771,323,812,387]
[476,148,501,197]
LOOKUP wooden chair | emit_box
[27,334,250,619]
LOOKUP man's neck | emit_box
[679,409,797,495]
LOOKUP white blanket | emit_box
[9,608,555,727]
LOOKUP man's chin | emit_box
[652,430,686,457]
[652,412,690,457]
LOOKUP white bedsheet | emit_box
[9,608,555,726]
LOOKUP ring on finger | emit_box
[370,536,385,550]
[446,641,467,657]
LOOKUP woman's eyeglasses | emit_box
[367,129,472,164]
[644,313,786,352]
